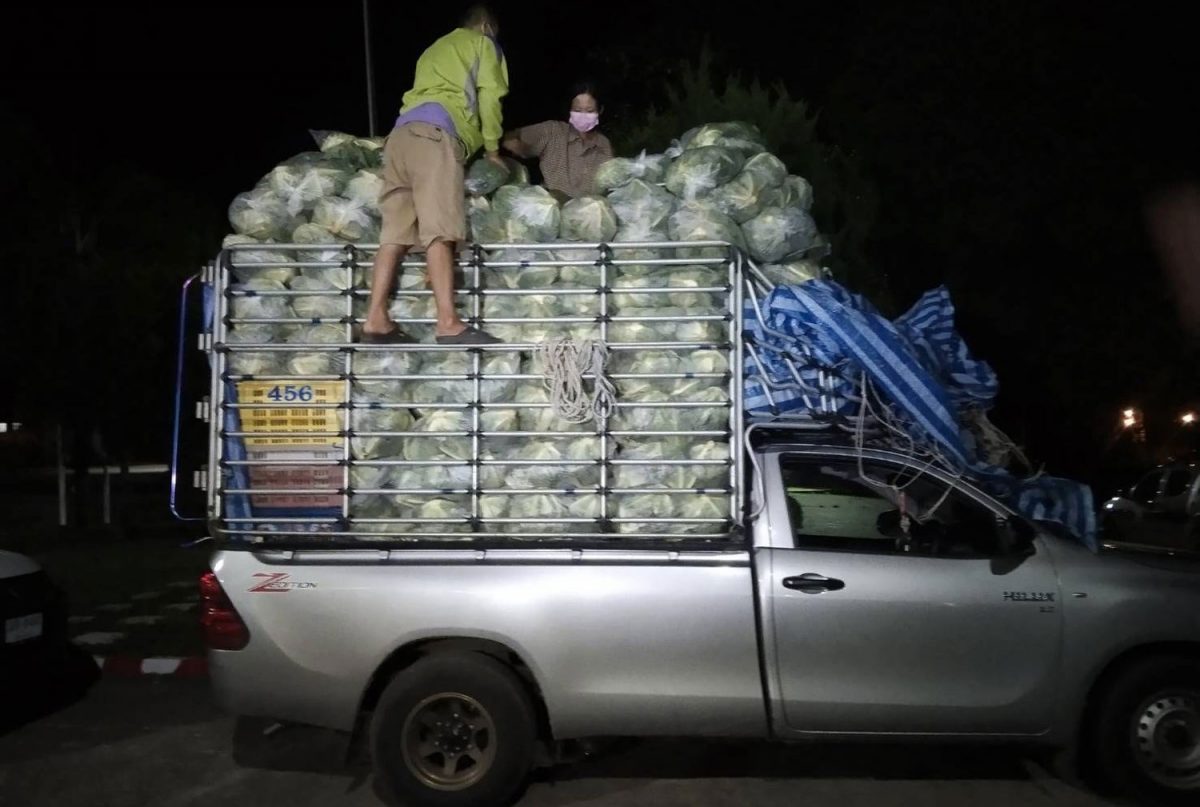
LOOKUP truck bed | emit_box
[210,547,767,738]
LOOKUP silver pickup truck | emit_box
[188,243,1200,807]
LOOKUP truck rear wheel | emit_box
[1091,656,1200,806]
[370,652,535,807]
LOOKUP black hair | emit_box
[568,80,603,111]
[461,4,497,31]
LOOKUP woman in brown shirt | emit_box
[502,81,613,200]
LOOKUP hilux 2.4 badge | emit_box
[1002,591,1055,602]
[249,573,318,592]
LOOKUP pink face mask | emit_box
[569,111,600,133]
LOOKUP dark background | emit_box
[1,0,1197,500]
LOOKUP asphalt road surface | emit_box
[1,676,1120,807]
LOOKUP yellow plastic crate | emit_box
[236,381,345,448]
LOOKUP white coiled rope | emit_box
[534,337,617,423]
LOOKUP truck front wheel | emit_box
[370,652,536,807]
[1091,656,1200,806]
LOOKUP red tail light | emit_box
[200,571,249,651]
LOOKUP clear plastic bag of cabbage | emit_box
[225,324,289,376]
[401,408,518,463]
[494,494,601,532]
[608,349,729,394]
[285,324,346,377]
[349,458,404,492]
[394,498,472,533]
[611,385,730,432]
[612,493,678,533]
[668,201,746,258]
[223,235,296,284]
[612,439,701,490]
[352,350,423,401]
[607,305,726,345]
[677,494,731,532]
[665,146,744,201]
[393,464,474,493]
[483,292,563,321]
[288,274,346,321]
[344,168,385,210]
[229,278,292,321]
[312,197,378,242]
[503,157,530,186]
[559,196,618,242]
[229,183,299,241]
[684,122,767,160]
[467,197,506,244]
[491,186,561,242]
[351,405,415,460]
[611,265,727,310]
[310,130,384,170]
[741,205,818,263]
[267,152,351,216]
[291,223,365,289]
[496,437,601,490]
[607,179,675,232]
[759,259,821,287]
[407,352,521,410]
[464,157,510,196]
[482,250,559,289]
[760,175,814,213]
[710,152,788,223]
[593,150,670,193]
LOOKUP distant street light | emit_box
[1122,407,1139,429]
[1183,412,1197,425]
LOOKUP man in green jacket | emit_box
[363,4,506,345]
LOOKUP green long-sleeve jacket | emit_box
[397,28,509,156]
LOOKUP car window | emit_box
[1164,470,1192,497]
[1131,471,1162,503]
[780,457,1004,558]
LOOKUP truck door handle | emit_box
[782,573,845,593]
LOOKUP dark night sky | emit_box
[2,1,1197,483]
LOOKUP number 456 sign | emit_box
[266,384,315,402]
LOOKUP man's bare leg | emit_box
[364,243,408,336]
[427,239,467,338]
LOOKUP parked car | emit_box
[1103,462,1200,550]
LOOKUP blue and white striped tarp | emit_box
[744,280,1097,550]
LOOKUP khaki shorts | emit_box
[378,123,466,248]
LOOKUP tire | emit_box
[370,652,536,807]
[1090,656,1200,806]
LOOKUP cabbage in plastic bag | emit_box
[741,206,818,263]
[409,352,521,409]
[611,266,726,311]
[352,350,423,401]
[668,201,746,257]
[510,380,592,432]
[760,175,814,212]
[482,250,559,289]
[684,122,767,159]
[677,493,731,532]
[393,497,471,532]
[503,158,530,186]
[490,186,561,243]
[503,494,601,532]
[311,130,383,170]
[351,405,415,460]
[291,223,364,288]
[468,197,506,244]
[313,197,378,242]
[607,179,675,233]
[612,385,729,432]
[267,153,350,216]
[289,274,346,321]
[710,151,788,223]
[350,459,404,492]
[759,259,821,287]
[229,278,292,321]
[613,493,677,533]
[223,234,296,284]
[559,196,618,242]
[665,146,744,201]
[465,157,510,196]
[229,183,299,241]
[225,323,289,375]
[401,408,518,463]
[484,292,563,321]
[593,151,669,192]
[495,437,601,490]
[285,324,346,377]
[344,169,385,211]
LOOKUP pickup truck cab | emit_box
[191,242,1200,806]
